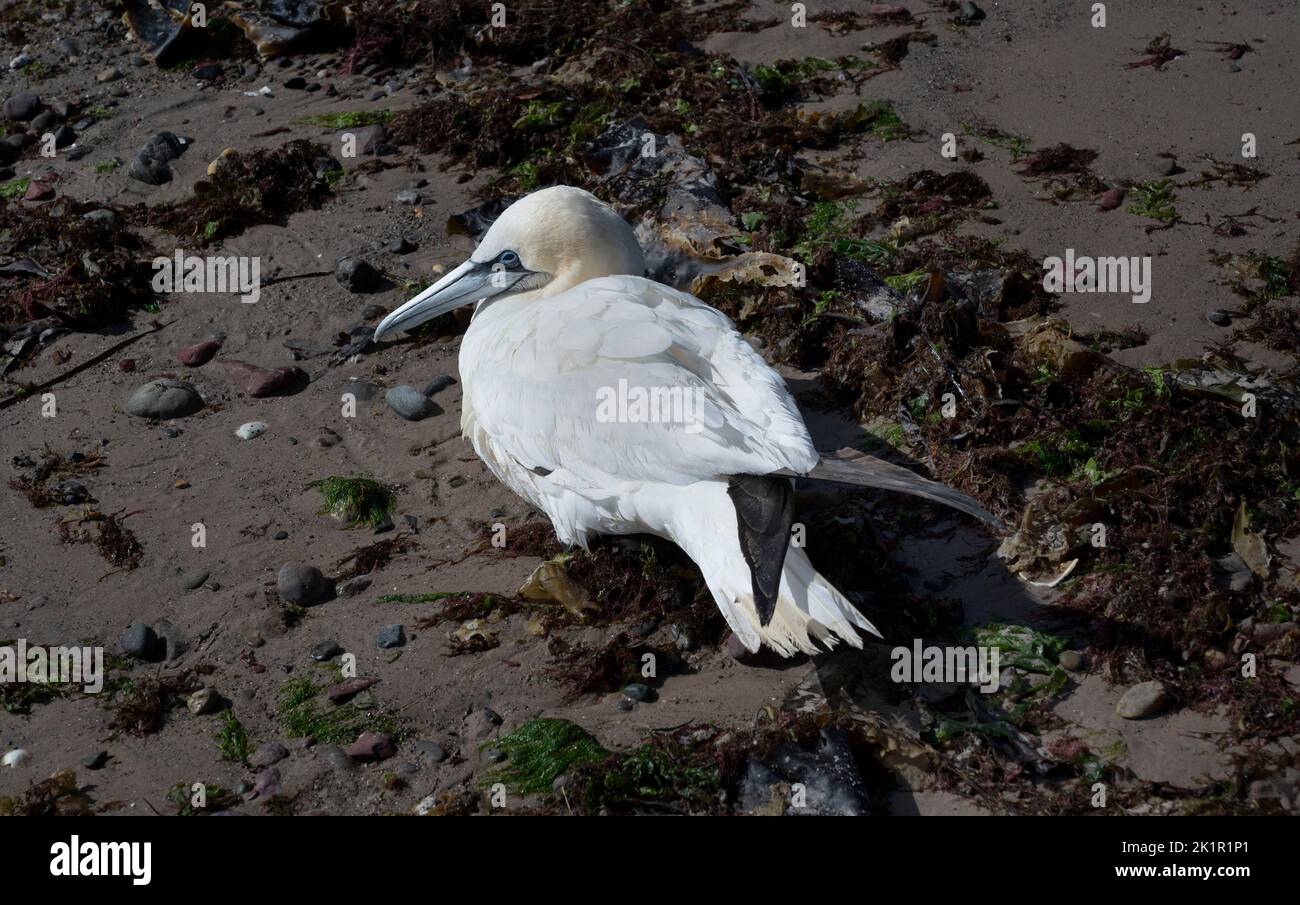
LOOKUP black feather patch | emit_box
[727,474,794,627]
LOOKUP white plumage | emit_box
[377,186,959,654]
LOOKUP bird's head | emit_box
[373,185,646,341]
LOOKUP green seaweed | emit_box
[298,110,394,128]
[217,712,250,763]
[1128,178,1177,222]
[308,475,396,529]
[487,718,610,795]
[276,676,391,745]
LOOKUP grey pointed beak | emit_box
[373,260,498,341]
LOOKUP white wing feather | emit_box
[464,275,817,488]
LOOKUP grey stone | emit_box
[385,385,438,421]
[276,562,332,605]
[310,640,343,661]
[119,623,161,660]
[335,256,380,292]
[422,375,456,397]
[181,570,209,590]
[3,92,42,121]
[376,623,406,649]
[249,742,289,768]
[1116,681,1168,719]
[125,379,204,419]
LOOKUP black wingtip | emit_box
[727,475,793,627]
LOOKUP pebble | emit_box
[1207,309,1231,327]
[396,189,421,205]
[126,379,204,419]
[218,360,305,397]
[483,747,506,763]
[335,255,380,292]
[154,619,186,660]
[2,749,30,768]
[187,687,221,715]
[318,743,353,769]
[310,640,343,661]
[249,742,289,768]
[81,750,109,770]
[235,421,267,440]
[119,623,161,661]
[337,576,371,598]
[181,570,209,590]
[376,623,406,649]
[388,235,416,254]
[345,731,395,761]
[423,375,456,397]
[385,384,438,421]
[1058,650,1085,671]
[82,208,117,227]
[127,131,188,186]
[96,66,122,82]
[284,76,307,89]
[622,683,654,703]
[414,740,448,762]
[1116,680,1168,719]
[3,92,43,121]
[276,563,332,605]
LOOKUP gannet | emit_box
[374,186,998,655]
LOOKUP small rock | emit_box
[622,683,655,702]
[249,742,289,768]
[96,66,122,83]
[192,62,223,81]
[235,421,267,440]
[218,361,305,397]
[176,338,222,366]
[310,640,343,661]
[2,749,30,768]
[385,384,438,421]
[396,189,421,205]
[181,570,209,590]
[327,677,378,703]
[376,623,406,649]
[1058,650,1085,671]
[415,740,448,762]
[284,76,307,89]
[335,256,380,292]
[119,623,161,661]
[388,235,416,254]
[4,92,42,121]
[127,131,188,186]
[126,379,204,419]
[1116,680,1168,719]
[1096,187,1125,211]
[337,576,371,598]
[154,619,186,661]
[187,687,221,715]
[345,731,395,761]
[82,208,117,227]
[318,746,353,771]
[422,375,456,397]
[483,747,506,764]
[276,563,332,605]
[1207,309,1231,327]
[81,751,109,770]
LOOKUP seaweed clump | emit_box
[0,197,156,326]
[143,140,341,247]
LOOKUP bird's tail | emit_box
[669,485,879,656]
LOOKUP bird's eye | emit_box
[499,250,520,268]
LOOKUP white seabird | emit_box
[374,186,998,656]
